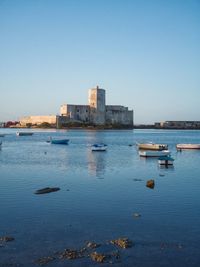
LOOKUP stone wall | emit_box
[20,115,57,126]
[105,106,133,126]
[60,104,90,122]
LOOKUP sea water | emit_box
[0,129,200,267]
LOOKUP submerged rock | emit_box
[59,249,84,260]
[88,243,121,264]
[86,241,100,249]
[35,256,55,265]
[0,263,22,267]
[110,238,133,249]
[90,252,106,263]
[0,236,15,242]
[146,179,155,189]
[133,213,141,218]
[160,242,183,250]
[33,239,130,265]
[110,250,120,259]
[34,187,60,194]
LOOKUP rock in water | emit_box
[110,238,133,249]
[35,256,55,265]
[34,187,60,194]
[86,241,100,249]
[90,252,106,263]
[59,249,84,260]
[146,180,155,189]
[133,213,141,218]
[0,236,15,242]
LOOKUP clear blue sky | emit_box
[0,0,199,124]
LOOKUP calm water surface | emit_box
[0,129,200,267]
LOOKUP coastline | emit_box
[2,125,200,130]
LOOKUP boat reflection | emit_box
[158,164,174,170]
[87,148,106,178]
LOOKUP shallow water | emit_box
[0,129,200,267]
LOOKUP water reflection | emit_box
[0,129,200,266]
[87,148,106,178]
[158,165,174,170]
[139,156,159,163]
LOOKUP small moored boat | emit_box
[50,138,69,145]
[91,144,107,151]
[176,144,200,150]
[16,132,33,136]
[158,156,174,166]
[139,150,170,157]
[137,142,168,151]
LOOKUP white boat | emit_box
[91,144,107,151]
[176,144,200,150]
[158,156,174,166]
[139,150,170,157]
[16,132,33,136]
[137,142,168,151]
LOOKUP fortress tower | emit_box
[88,85,106,125]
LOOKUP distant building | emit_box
[20,115,57,127]
[19,86,133,128]
[155,121,200,129]
[59,86,133,126]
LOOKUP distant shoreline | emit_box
[1,125,200,130]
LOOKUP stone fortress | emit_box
[59,86,133,126]
[20,86,133,128]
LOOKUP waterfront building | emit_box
[155,121,200,129]
[19,86,133,128]
[20,115,57,127]
[59,86,133,127]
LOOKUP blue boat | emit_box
[16,132,33,136]
[50,139,69,145]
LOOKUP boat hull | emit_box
[16,132,33,136]
[158,156,174,165]
[139,150,170,157]
[51,139,69,145]
[158,161,174,165]
[91,144,107,151]
[176,144,200,149]
[92,147,107,151]
[138,143,168,151]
